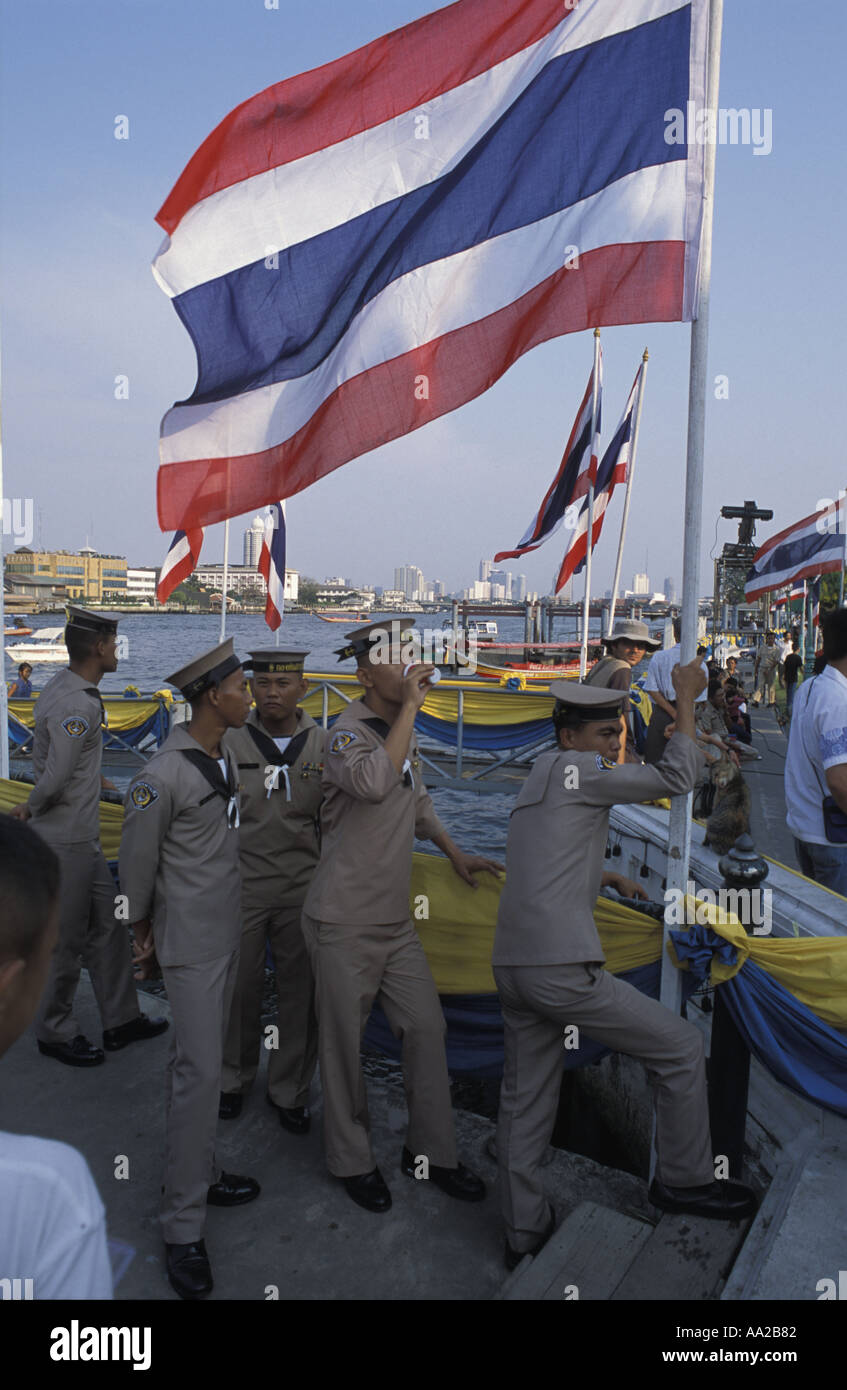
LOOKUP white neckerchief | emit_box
[218,756,240,828]
[265,764,292,801]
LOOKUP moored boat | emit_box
[4,626,68,664]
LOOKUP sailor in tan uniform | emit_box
[119,640,260,1301]
[9,606,165,1066]
[493,663,757,1269]
[301,620,502,1213]
[219,649,323,1131]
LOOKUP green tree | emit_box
[298,577,320,606]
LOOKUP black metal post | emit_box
[707,988,750,1179]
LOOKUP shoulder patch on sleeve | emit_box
[596,755,617,771]
[130,782,159,810]
[820,726,847,762]
[61,716,89,738]
[330,730,357,754]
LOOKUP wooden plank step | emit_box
[500,1202,653,1301]
[611,1211,749,1301]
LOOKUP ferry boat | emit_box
[4,626,68,664]
[4,617,33,638]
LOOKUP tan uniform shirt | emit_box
[28,668,106,843]
[223,709,325,907]
[754,646,780,682]
[493,732,703,966]
[119,726,242,967]
[303,698,445,925]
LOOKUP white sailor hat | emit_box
[166,638,243,700]
[549,680,629,723]
[335,618,417,662]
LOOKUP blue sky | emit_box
[1,0,845,597]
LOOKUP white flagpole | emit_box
[219,518,230,642]
[0,365,9,782]
[608,349,649,631]
[275,501,285,646]
[799,580,807,664]
[660,0,724,1018]
[579,328,601,677]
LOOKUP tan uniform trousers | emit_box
[752,673,778,705]
[35,840,139,1045]
[495,962,714,1253]
[301,914,457,1177]
[221,900,318,1109]
[160,949,240,1244]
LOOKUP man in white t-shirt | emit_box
[0,816,113,1299]
[643,618,708,764]
[785,610,847,896]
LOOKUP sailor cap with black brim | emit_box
[166,638,243,700]
[65,605,119,637]
[245,649,309,674]
[549,680,629,723]
[334,619,417,662]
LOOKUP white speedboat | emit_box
[5,626,68,665]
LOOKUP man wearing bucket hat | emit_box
[119,639,260,1300]
[584,618,660,763]
[493,661,757,1270]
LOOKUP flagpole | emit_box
[579,328,601,677]
[608,349,649,630]
[660,0,724,1019]
[219,518,230,642]
[0,361,9,782]
[799,580,807,665]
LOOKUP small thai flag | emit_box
[258,502,286,630]
[157,527,204,603]
[494,349,602,565]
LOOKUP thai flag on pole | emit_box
[156,527,204,603]
[744,501,846,601]
[493,352,601,564]
[153,0,709,532]
[773,580,804,609]
[554,360,642,590]
[258,502,286,630]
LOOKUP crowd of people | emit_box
[4,603,846,1300]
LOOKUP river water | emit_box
[5,609,622,858]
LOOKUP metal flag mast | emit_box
[578,328,602,677]
[608,348,650,631]
[660,0,724,1017]
[219,518,230,643]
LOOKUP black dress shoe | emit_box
[37,1034,104,1067]
[266,1095,310,1134]
[343,1167,392,1213]
[165,1240,213,1300]
[648,1177,758,1221]
[400,1146,486,1202]
[206,1172,260,1207]
[219,1092,243,1120]
[504,1205,556,1272]
[103,1014,169,1051]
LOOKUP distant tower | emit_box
[244,515,265,567]
[663,575,676,604]
[633,572,649,596]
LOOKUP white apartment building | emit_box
[126,567,158,601]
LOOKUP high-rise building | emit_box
[488,568,511,599]
[663,576,676,604]
[394,565,424,601]
[632,572,650,596]
[479,559,492,582]
[243,515,265,567]
[515,574,527,602]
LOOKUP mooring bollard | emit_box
[707,835,768,1180]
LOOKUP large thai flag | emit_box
[156,527,204,603]
[493,352,601,563]
[745,503,846,601]
[153,0,709,531]
[258,503,286,630]
[555,360,642,590]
